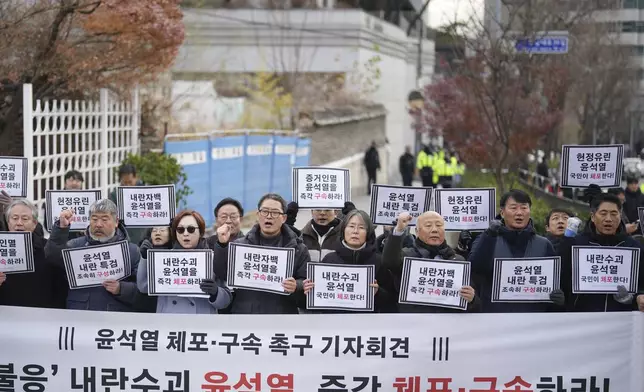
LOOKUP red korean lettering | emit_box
[267,373,294,392]
[470,377,499,392]
[502,377,532,392]
[393,376,421,392]
[232,373,261,391]
[202,371,231,392]
[426,378,452,392]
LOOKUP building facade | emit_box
[172,4,434,180]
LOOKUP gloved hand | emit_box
[0,191,12,207]
[486,220,503,237]
[549,289,565,306]
[200,279,219,301]
[458,230,472,251]
[285,202,299,226]
[614,285,634,304]
[139,239,153,259]
[342,201,356,216]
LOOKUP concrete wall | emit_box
[304,115,387,165]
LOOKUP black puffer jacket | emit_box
[0,225,68,308]
[213,224,309,314]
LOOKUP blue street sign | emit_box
[515,36,569,54]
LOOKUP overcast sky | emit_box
[426,0,484,29]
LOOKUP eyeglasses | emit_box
[218,214,240,221]
[176,226,197,234]
[259,209,284,218]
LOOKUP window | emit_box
[623,21,637,32]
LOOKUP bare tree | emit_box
[565,22,637,145]
[416,0,611,192]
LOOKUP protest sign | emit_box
[62,241,131,289]
[117,185,176,228]
[434,188,496,231]
[572,246,640,293]
[306,263,375,311]
[45,190,101,231]
[227,243,295,295]
[560,145,623,188]
[399,258,471,311]
[369,185,432,226]
[492,257,561,302]
[147,249,214,297]
[0,232,34,274]
[0,156,28,197]
[292,167,350,209]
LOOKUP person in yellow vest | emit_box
[434,150,447,186]
[416,145,435,187]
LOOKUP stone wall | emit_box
[303,114,387,166]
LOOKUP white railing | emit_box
[22,84,140,220]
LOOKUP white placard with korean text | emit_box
[45,190,101,232]
[306,263,375,311]
[369,184,432,227]
[227,243,295,295]
[0,156,27,197]
[147,249,214,297]
[560,145,623,188]
[117,185,176,228]
[492,257,561,303]
[62,241,132,289]
[399,258,471,310]
[0,232,34,274]
[572,246,640,294]
[434,188,496,231]
[0,306,640,391]
[292,167,350,209]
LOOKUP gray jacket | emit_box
[137,240,232,314]
[45,222,140,312]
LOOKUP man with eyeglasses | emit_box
[207,198,245,314]
[208,198,244,252]
[213,193,309,314]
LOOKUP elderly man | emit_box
[213,193,309,314]
[45,199,140,312]
[469,189,564,312]
[0,200,67,308]
[382,211,480,313]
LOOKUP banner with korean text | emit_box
[0,307,642,391]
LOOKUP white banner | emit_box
[0,232,34,274]
[572,246,640,294]
[560,144,623,188]
[45,190,101,232]
[492,257,561,303]
[227,243,295,295]
[292,167,350,209]
[434,188,496,231]
[0,307,642,390]
[369,184,432,227]
[147,249,214,297]
[62,241,132,289]
[116,185,176,228]
[306,263,375,311]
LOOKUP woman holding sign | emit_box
[302,210,392,313]
[137,210,232,314]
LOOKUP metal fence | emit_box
[22,84,140,220]
[164,130,311,227]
